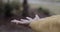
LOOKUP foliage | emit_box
[0,0,22,17]
[38,7,50,15]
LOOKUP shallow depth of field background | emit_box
[0,0,60,32]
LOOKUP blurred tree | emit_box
[4,0,13,18]
[22,0,29,19]
[4,0,21,18]
[0,0,5,18]
[0,0,3,12]
[4,3,13,18]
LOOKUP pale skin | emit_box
[11,14,40,25]
[11,14,60,32]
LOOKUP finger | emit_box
[21,19,29,22]
[26,17,33,20]
[11,19,21,24]
[20,19,31,24]
[11,19,30,24]
[34,14,40,20]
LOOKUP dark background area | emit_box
[0,0,51,32]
